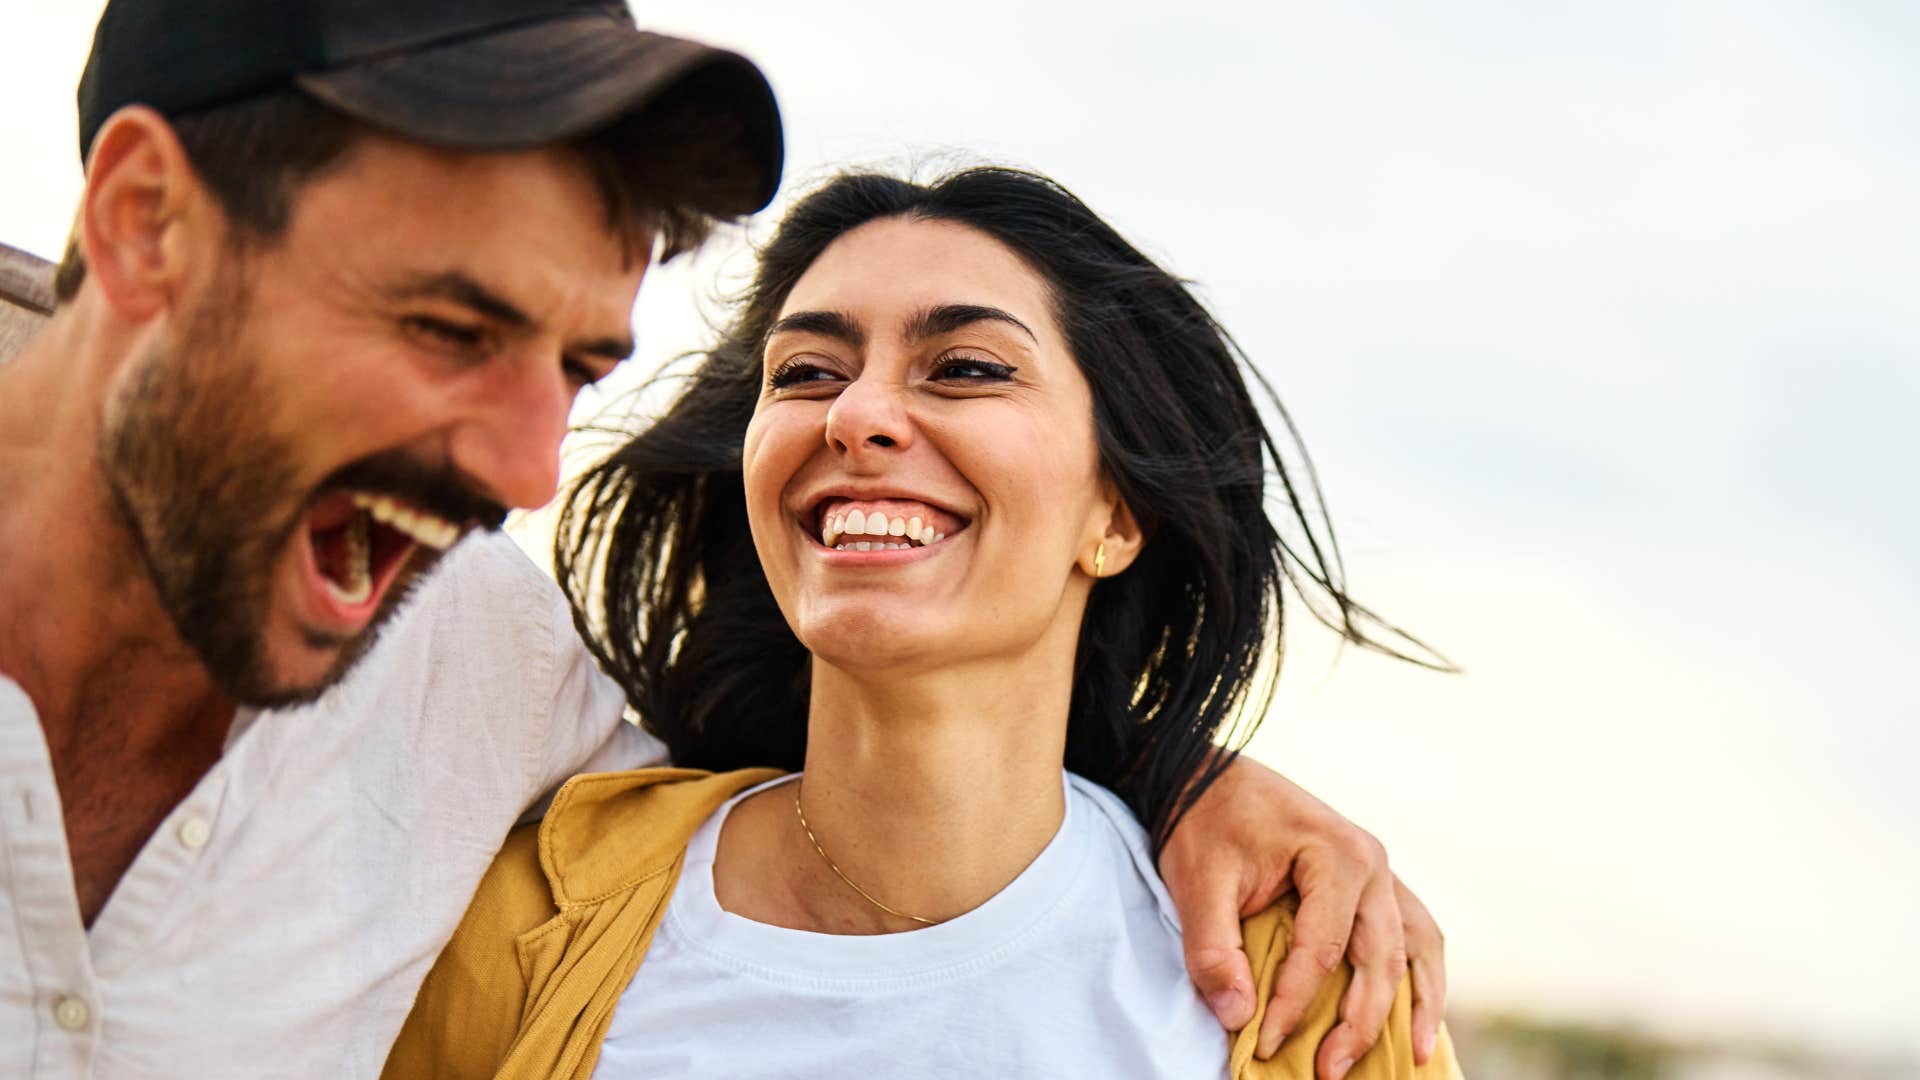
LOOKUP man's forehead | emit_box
[301,131,598,219]
[283,137,645,323]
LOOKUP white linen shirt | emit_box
[0,532,664,1079]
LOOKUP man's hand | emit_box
[1158,756,1447,1079]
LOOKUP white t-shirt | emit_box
[0,532,662,1079]
[592,772,1228,1079]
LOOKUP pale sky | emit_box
[5,0,1916,1059]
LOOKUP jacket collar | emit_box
[535,766,786,906]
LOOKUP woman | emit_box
[386,166,1458,1079]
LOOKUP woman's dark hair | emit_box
[558,166,1447,850]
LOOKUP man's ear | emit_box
[1083,480,1147,579]
[79,106,212,322]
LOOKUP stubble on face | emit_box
[96,255,452,708]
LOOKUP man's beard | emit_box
[95,263,503,708]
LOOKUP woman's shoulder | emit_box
[526,766,785,902]
[441,765,786,978]
[1064,773,1168,894]
[382,765,784,1080]
[1065,776,1462,1079]
[1233,897,1465,1079]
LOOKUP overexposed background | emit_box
[5,2,1915,1072]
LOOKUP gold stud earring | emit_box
[1093,542,1106,578]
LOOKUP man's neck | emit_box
[0,307,232,726]
[0,307,235,924]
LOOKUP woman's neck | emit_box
[713,655,1073,934]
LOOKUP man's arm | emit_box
[523,535,669,799]
[1159,756,1448,1080]
[0,241,55,363]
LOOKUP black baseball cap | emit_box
[76,0,783,215]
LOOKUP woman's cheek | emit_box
[740,411,805,583]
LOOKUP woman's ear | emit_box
[1083,483,1146,580]
[79,106,208,322]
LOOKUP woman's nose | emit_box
[824,375,913,457]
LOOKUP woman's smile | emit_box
[743,216,1113,667]
[810,496,967,552]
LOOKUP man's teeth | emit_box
[325,514,373,606]
[819,509,946,550]
[349,493,460,550]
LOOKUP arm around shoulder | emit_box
[383,821,558,1080]
[1231,899,1465,1080]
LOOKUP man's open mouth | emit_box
[303,491,462,614]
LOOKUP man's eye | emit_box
[405,316,486,351]
[768,357,841,389]
[564,358,610,388]
[933,355,1017,382]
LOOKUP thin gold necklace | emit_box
[792,779,938,926]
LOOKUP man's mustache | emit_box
[318,451,510,533]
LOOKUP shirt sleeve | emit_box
[502,535,669,806]
[381,822,552,1080]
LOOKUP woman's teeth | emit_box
[819,508,946,550]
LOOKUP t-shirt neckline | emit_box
[665,771,1092,988]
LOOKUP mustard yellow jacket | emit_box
[384,768,1462,1080]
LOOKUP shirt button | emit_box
[53,995,90,1031]
[176,814,212,851]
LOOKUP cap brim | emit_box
[294,11,782,215]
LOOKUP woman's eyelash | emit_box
[766,354,1018,388]
[934,355,1018,381]
[768,357,836,389]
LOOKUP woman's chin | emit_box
[808,640,937,676]
[799,614,953,676]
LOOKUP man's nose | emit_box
[446,359,571,511]
[825,375,913,458]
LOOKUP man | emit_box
[0,1,1443,1077]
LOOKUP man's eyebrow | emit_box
[573,336,636,363]
[393,271,631,361]
[390,271,531,328]
[765,309,865,348]
[904,303,1037,345]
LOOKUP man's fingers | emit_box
[1314,876,1405,1079]
[1188,942,1258,1032]
[1164,858,1259,1030]
[1255,866,1362,1059]
[1396,875,1447,1064]
[1408,954,1444,1065]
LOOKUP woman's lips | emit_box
[813,497,967,550]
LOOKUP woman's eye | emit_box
[767,357,842,390]
[933,355,1018,382]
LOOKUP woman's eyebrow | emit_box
[904,303,1037,345]
[766,309,864,347]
